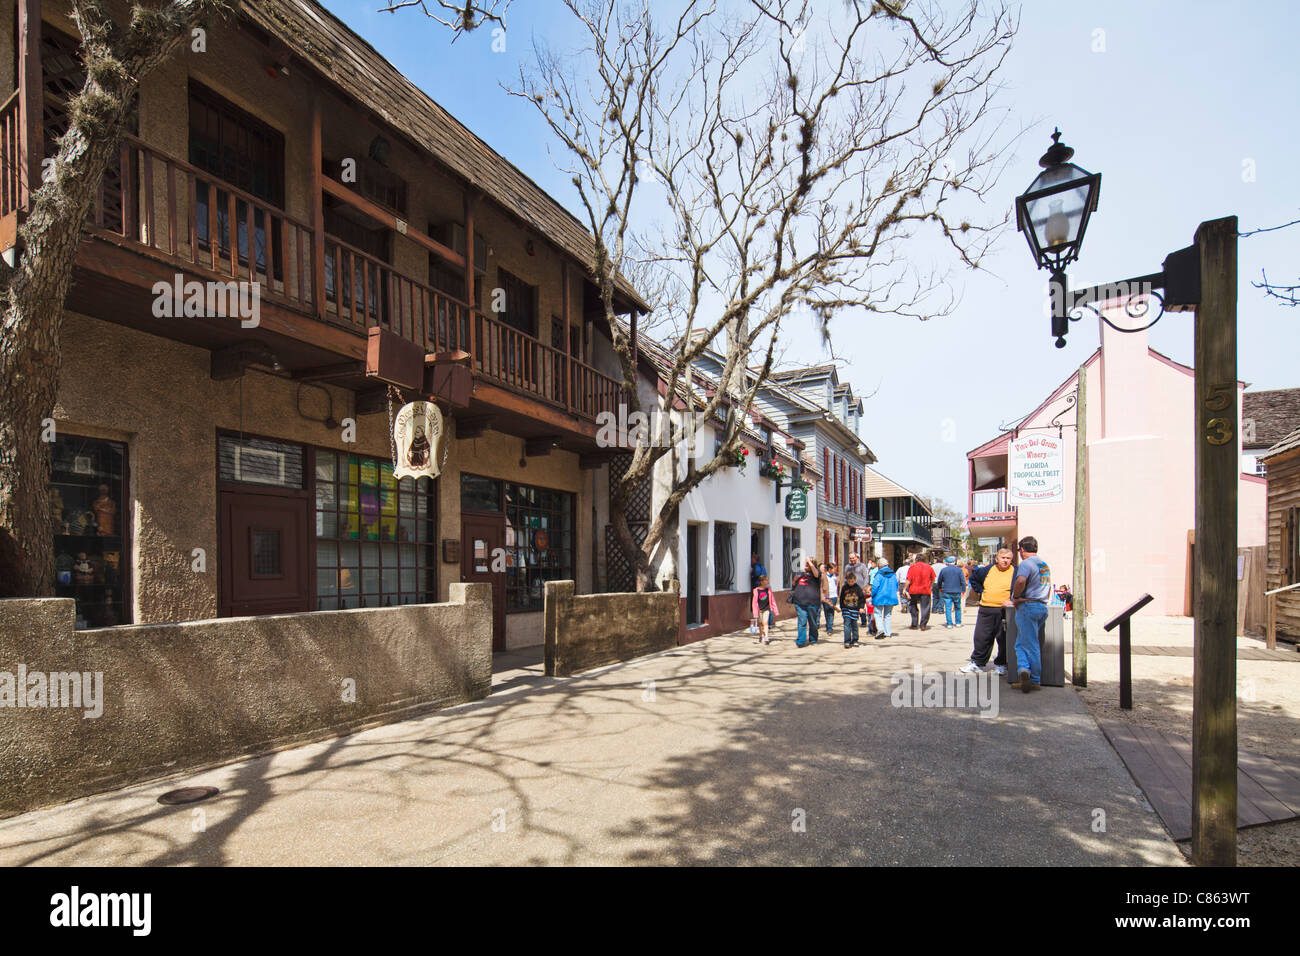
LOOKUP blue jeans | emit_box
[1015,602,1047,684]
[823,602,836,632]
[842,614,859,645]
[942,594,963,626]
[873,605,893,637]
[795,604,820,646]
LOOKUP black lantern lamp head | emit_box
[1017,129,1101,272]
[1016,129,1102,347]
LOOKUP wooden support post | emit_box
[311,95,327,320]
[1191,216,1239,867]
[18,0,42,210]
[562,260,571,413]
[463,191,477,362]
[1118,619,1132,710]
[1073,363,1088,687]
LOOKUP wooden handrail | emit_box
[122,134,314,234]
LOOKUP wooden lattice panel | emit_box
[605,522,648,593]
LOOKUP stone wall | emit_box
[0,584,491,817]
[544,580,679,677]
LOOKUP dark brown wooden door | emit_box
[220,491,311,617]
[462,514,505,650]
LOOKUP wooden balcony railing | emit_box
[0,91,21,218]
[64,133,622,425]
[90,135,318,315]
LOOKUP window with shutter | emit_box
[824,449,831,500]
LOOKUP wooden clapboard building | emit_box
[2,0,646,650]
[1261,427,1300,643]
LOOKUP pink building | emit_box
[967,305,1267,619]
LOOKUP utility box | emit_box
[1004,604,1066,687]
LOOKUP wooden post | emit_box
[1118,619,1132,710]
[1072,363,1088,687]
[17,0,42,210]
[1191,215,1238,867]
[463,190,477,362]
[310,94,327,320]
[561,259,571,413]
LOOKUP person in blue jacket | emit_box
[870,558,899,639]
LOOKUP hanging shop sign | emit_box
[853,526,872,543]
[393,401,445,480]
[1007,434,1064,504]
[785,487,809,522]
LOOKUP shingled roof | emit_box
[1262,426,1300,462]
[241,0,649,312]
[1243,388,1300,449]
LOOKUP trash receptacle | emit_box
[1003,603,1065,687]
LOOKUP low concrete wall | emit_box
[544,581,679,677]
[0,583,492,817]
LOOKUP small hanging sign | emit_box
[393,401,445,480]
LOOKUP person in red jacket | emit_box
[907,554,936,630]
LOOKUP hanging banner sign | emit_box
[393,401,445,480]
[1007,435,1064,504]
[785,487,809,522]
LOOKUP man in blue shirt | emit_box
[1011,536,1052,692]
[936,555,967,628]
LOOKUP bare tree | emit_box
[410,0,1018,590]
[378,0,511,39]
[1242,215,1300,306]
[0,0,232,597]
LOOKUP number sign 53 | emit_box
[1204,382,1234,446]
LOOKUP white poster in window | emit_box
[393,402,444,481]
[1007,435,1064,504]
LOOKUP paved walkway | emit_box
[0,619,1183,865]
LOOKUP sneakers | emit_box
[991,664,1007,676]
[958,661,982,674]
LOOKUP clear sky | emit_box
[323,0,1300,513]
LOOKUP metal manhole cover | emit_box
[157,786,219,806]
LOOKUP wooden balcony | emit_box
[1,126,622,445]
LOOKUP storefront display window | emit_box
[315,450,435,609]
[51,435,129,629]
[503,481,573,612]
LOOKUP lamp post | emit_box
[1015,130,1239,866]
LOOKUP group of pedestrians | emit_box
[748,537,1055,692]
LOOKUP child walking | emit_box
[838,571,866,647]
[751,574,778,644]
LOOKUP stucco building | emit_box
[6,0,645,649]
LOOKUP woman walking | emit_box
[790,557,823,648]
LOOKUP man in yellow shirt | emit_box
[958,548,1015,675]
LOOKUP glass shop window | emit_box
[314,451,435,610]
[51,435,129,629]
[503,482,573,613]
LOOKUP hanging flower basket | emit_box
[759,459,787,482]
[726,446,748,470]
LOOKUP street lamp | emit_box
[1014,128,1241,867]
[1016,129,1102,347]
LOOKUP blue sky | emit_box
[324,0,1300,513]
